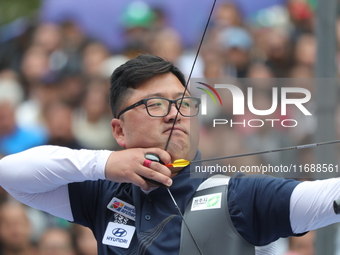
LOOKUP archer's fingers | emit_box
[139,162,172,187]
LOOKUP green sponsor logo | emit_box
[207,194,220,207]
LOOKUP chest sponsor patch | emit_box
[191,192,222,211]
[102,222,135,249]
[107,197,136,221]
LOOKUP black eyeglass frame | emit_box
[116,97,201,119]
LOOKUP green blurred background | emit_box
[0,0,42,25]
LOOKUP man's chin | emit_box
[166,146,191,162]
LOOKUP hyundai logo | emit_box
[112,228,127,237]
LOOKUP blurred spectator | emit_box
[16,45,57,130]
[287,0,315,36]
[218,26,253,78]
[0,202,36,255]
[60,20,86,54]
[214,2,243,29]
[20,45,50,88]
[203,56,225,78]
[81,41,110,78]
[0,78,47,156]
[149,27,204,78]
[32,23,61,53]
[200,36,226,78]
[31,23,66,72]
[150,7,168,31]
[246,62,274,79]
[0,19,35,73]
[121,1,155,58]
[72,78,119,150]
[293,33,316,69]
[246,62,275,93]
[149,28,182,63]
[38,228,76,255]
[15,77,59,131]
[58,21,86,75]
[43,101,81,149]
[32,21,86,77]
[289,64,314,78]
[57,73,85,108]
[72,225,97,255]
[260,28,292,77]
[281,230,315,255]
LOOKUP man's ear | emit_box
[111,118,126,148]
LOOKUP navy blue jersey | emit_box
[69,170,300,254]
[228,173,301,246]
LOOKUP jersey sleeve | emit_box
[0,145,111,221]
[290,178,340,234]
[227,172,301,246]
[68,179,125,233]
[68,180,105,228]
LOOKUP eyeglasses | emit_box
[116,97,201,119]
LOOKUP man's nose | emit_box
[164,104,181,122]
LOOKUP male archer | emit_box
[1,54,340,254]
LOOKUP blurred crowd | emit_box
[0,0,339,254]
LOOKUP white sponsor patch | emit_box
[191,192,222,211]
[107,197,136,221]
[102,222,135,248]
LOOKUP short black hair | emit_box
[109,54,186,118]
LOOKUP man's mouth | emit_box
[164,126,187,134]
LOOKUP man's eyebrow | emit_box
[174,92,190,97]
[144,92,190,98]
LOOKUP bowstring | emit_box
[163,1,217,255]
[164,0,217,151]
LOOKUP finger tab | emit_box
[143,159,152,168]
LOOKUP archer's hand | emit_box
[105,148,172,190]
